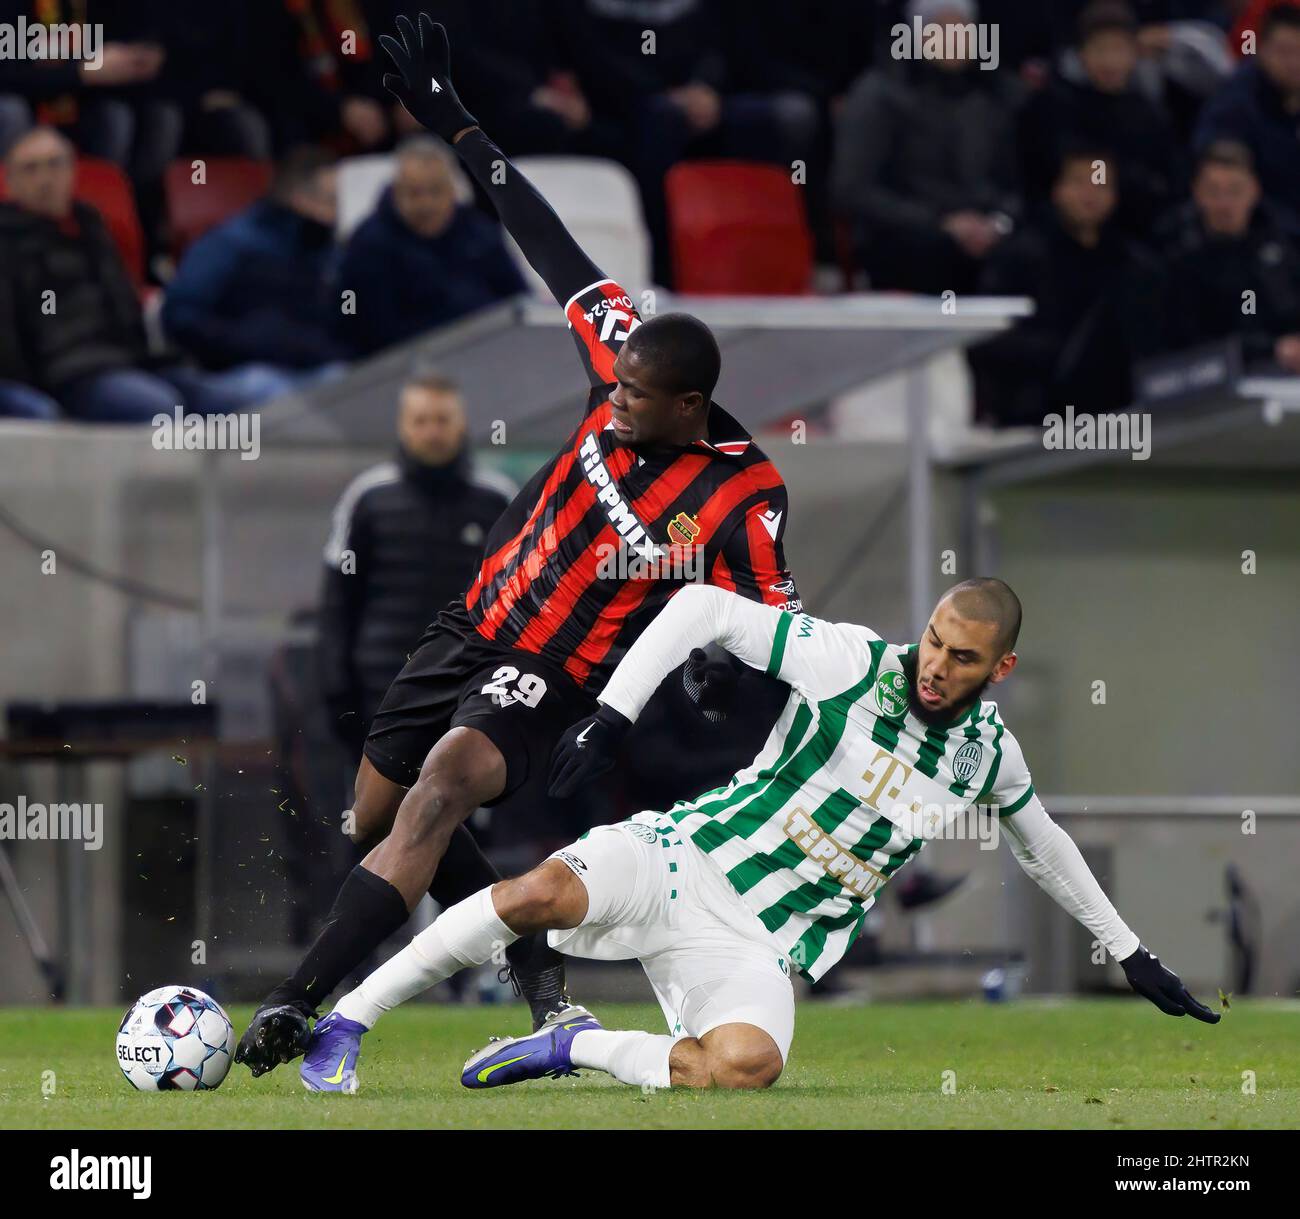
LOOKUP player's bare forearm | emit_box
[379,13,601,307]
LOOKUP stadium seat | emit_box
[510,157,650,296]
[665,161,813,296]
[335,152,474,241]
[164,157,272,257]
[0,156,146,289]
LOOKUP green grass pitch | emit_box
[2,999,1295,1129]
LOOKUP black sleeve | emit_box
[452,126,604,307]
[316,491,371,708]
[0,243,32,382]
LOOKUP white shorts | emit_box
[547,812,796,1062]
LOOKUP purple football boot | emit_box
[461,1004,602,1090]
[300,1011,368,1093]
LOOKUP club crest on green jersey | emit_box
[953,740,984,782]
[873,669,909,719]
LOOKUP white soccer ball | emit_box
[116,985,236,1091]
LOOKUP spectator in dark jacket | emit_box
[337,137,525,357]
[1155,139,1300,371]
[317,372,514,755]
[831,0,1023,294]
[1195,3,1300,235]
[969,148,1161,425]
[0,126,287,421]
[1019,1,1184,236]
[163,147,344,374]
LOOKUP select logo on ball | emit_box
[116,985,235,1092]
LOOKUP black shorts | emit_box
[363,600,597,802]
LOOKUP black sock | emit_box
[506,932,568,1027]
[282,864,409,1009]
[503,928,565,978]
[427,823,566,1020]
[428,823,502,907]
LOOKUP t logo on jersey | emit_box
[859,748,913,812]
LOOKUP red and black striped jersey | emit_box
[464,277,801,691]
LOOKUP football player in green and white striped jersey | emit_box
[303,579,1218,1096]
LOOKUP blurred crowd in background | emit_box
[2,0,1300,430]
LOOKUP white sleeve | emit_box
[1000,795,1140,962]
[597,584,879,721]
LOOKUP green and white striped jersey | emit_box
[600,586,1036,981]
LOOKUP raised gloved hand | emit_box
[547,704,632,799]
[378,12,477,143]
[1120,945,1220,1023]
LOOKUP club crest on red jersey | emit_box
[666,511,702,546]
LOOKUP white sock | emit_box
[570,1029,674,1090]
[334,886,517,1028]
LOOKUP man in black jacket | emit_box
[1018,1,1184,238]
[0,126,154,420]
[831,0,1023,294]
[317,372,515,758]
[1155,139,1300,371]
[969,147,1161,425]
[1,126,318,421]
[1195,3,1300,237]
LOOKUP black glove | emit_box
[547,704,632,799]
[682,647,739,724]
[378,12,477,143]
[1120,945,1220,1023]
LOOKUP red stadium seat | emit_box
[164,157,272,257]
[74,159,146,288]
[664,161,813,295]
[0,155,145,288]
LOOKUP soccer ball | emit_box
[116,985,235,1091]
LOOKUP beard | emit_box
[905,666,994,727]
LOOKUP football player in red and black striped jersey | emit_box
[236,13,802,1078]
